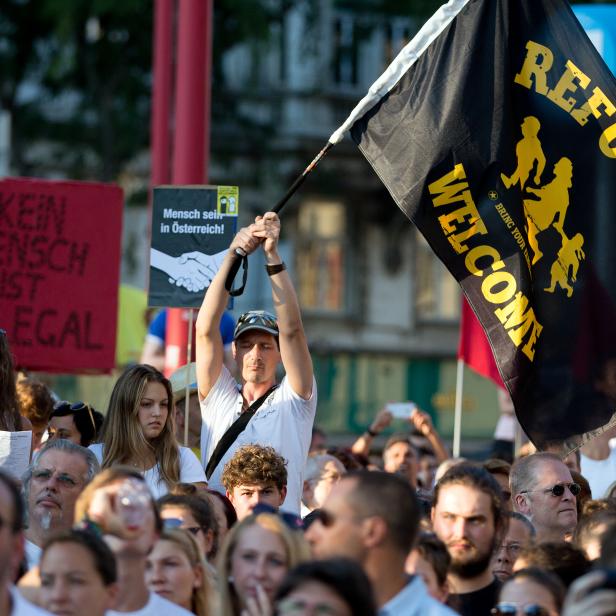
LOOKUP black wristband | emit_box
[266,262,286,276]
[366,428,378,438]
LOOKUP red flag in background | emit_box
[458,298,503,388]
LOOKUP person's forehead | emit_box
[235,331,277,345]
[49,415,77,429]
[436,483,493,515]
[387,441,414,455]
[142,381,168,398]
[507,518,532,542]
[235,483,278,493]
[37,449,87,472]
[322,460,343,474]
[161,504,196,524]
[324,477,357,510]
[534,459,572,485]
[237,523,285,552]
[500,577,555,609]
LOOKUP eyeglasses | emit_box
[492,603,550,616]
[32,468,82,488]
[520,482,581,497]
[308,508,336,528]
[496,542,523,556]
[53,400,97,432]
[252,503,304,531]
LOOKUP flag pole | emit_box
[453,358,464,457]
[224,142,334,292]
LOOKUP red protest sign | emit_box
[0,178,123,372]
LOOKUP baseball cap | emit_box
[169,362,198,402]
[233,310,279,340]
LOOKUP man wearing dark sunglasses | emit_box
[196,212,316,515]
[306,471,457,615]
[511,453,579,544]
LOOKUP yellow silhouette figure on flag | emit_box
[501,116,546,189]
[544,233,585,298]
[523,157,574,265]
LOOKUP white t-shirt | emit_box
[580,443,616,498]
[106,591,192,615]
[200,366,317,514]
[88,444,206,499]
[10,586,53,615]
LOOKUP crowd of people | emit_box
[2,213,616,615]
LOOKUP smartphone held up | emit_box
[386,402,417,419]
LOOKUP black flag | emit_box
[337,0,616,448]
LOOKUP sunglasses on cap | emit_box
[252,503,304,531]
[521,482,581,497]
[233,310,279,339]
[492,603,550,616]
[53,400,97,432]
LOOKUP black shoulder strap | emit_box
[205,384,278,480]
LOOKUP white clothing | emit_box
[379,576,458,616]
[24,539,42,570]
[88,444,206,499]
[200,366,317,514]
[580,443,616,498]
[9,586,53,615]
[106,591,192,615]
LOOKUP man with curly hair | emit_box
[221,444,287,520]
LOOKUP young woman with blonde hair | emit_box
[89,364,206,497]
[217,513,310,616]
[146,529,213,616]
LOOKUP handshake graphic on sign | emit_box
[150,248,226,293]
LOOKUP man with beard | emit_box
[305,470,456,614]
[510,452,579,543]
[23,439,99,569]
[432,464,507,616]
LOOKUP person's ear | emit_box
[106,583,119,610]
[438,580,450,604]
[226,489,235,506]
[362,516,388,549]
[193,563,204,589]
[232,342,237,360]
[514,493,530,514]
[204,529,215,555]
[279,486,287,506]
[431,506,436,525]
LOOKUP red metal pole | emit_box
[165,0,212,376]
[151,0,174,187]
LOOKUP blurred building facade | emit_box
[202,1,499,439]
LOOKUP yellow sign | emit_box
[217,186,239,216]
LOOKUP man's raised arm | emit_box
[195,227,260,400]
[252,212,314,400]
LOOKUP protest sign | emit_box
[148,186,238,308]
[0,178,123,372]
